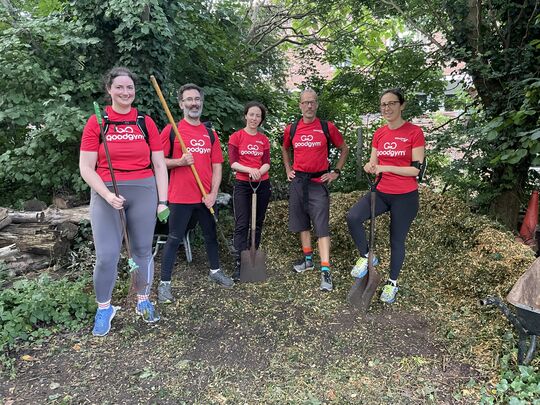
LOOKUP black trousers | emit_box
[232,179,271,255]
[346,190,419,281]
[161,203,220,280]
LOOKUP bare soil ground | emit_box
[0,247,481,405]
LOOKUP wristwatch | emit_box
[331,168,341,177]
[158,200,168,206]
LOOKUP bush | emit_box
[0,274,95,357]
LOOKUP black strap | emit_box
[167,122,215,158]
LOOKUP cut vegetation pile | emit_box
[263,186,535,366]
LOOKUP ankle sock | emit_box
[210,268,220,274]
[303,247,313,261]
[388,279,397,287]
[160,280,171,285]
[321,261,330,272]
[98,301,111,310]
[137,295,149,304]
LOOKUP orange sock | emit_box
[321,261,330,272]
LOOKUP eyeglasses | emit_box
[182,97,202,103]
[300,100,317,106]
[380,101,400,109]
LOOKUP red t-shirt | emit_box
[228,129,271,181]
[161,119,223,204]
[80,106,162,182]
[282,118,344,182]
[372,122,425,194]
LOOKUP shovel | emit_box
[240,181,267,282]
[348,173,382,311]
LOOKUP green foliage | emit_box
[480,351,540,404]
[0,0,288,207]
[0,274,95,358]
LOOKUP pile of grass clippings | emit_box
[263,186,535,370]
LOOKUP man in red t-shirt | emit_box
[281,89,349,292]
[158,83,233,303]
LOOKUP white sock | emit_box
[160,280,171,285]
[210,268,220,274]
[388,279,397,287]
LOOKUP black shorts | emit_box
[288,177,330,237]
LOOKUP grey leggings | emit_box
[90,177,157,302]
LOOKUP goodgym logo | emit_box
[187,138,211,154]
[378,141,405,157]
[241,144,263,156]
[190,139,205,147]
[106,124,145,142]
[294,133,322,148]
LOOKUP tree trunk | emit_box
[490,189,521,230]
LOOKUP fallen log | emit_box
[0,206,89,276]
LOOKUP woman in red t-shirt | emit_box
[228,101,271,280]
[79,67,168,336]
[346,89,425,304]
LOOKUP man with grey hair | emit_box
[158,83,233,303]
[281,88,349,292]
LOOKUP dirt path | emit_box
[0,254,481,404]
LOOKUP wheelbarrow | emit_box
[480,257,540,365]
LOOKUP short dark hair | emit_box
[381,88,405,104]
[103,67,137,91]
[243,101,267,124]
[177,83,204,102]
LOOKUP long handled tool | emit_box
[93,103,140,281]
[149,76,235,255]
[149,76,216,216]
[239,181,267,282]
[347,173,382,311]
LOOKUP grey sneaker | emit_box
[208,269,234,289]
[320,271,333,292]
[158,281,174,304]
[380,282,399,303]
[293,257,315,273]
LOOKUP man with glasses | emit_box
[281,88,349,292]
[158,83,233,304]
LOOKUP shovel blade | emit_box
[347,268,382,312]
[240,249,267,283]
[347,275,369,307]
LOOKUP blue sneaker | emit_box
[351,255,379,278]
[136,300,160,323]
[92,306,117,336]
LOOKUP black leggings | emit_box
[161,203,220,281]
[346,190,419,281]
[232,179,271,255]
